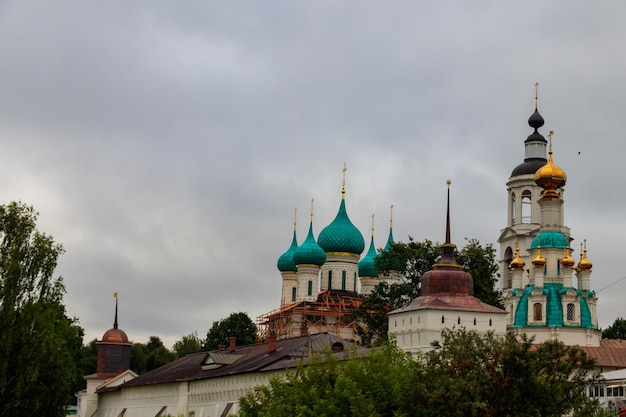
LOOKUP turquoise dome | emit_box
[358,236,378,277]
[529,231,568,249]
[292,222,326,266]
[318,199,365,255]
[384,227,394,251]
[512,284,594,328]
[277,230,298,272]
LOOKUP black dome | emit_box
[511,158,546,177]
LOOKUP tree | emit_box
[237,342,411,417]
[172,331,204,358]
[204,312,257,350]
[353,237,502,346]
[401,329,600,417]
[144,336,175,372]
[602,317,626,339]
[0,202,84,417]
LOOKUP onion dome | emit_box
[532,247,546,268]
[511,87,548,177]
[529,230,568,249]
[317,167,365,255]
[358,215,379,277]
[561,247,576,269]
[534,131,566,200]
[577,241,593,271]
[509,245,525,270]
[292,205,326,266]
[277,211,299,272]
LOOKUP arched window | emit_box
[567,303,575,321]
[521,190,532,224]
[457,317,461,325]
[504,246,513,288]
[533,303,543,321]
[441,315,445,324]
[511,192,516,225]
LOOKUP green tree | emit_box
[0,202,84,417]
[602,317,626,339]
[172,331,204,358]
[353,237,502,346]
[401,329,600,417]
[237,342,411,417]
[144,336,175,372]
[204,312,257,350]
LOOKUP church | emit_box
[78,89,626,417]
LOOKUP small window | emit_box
[328,271,332,289]
[441,315,445,324]
[291,287,296,302]
[457,317,461,325]
[534,303,543,321]
[489,319,492,327]
[473,318,476,325]
[307,280,313,296]
[341,271,346,291]
[567,303,575,321]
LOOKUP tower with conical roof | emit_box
[277,209,299,307]
[502,118,600,346]
[96,293,132,375]
[318,165,365,293]
[292,200,326,301]
[389,182,506,354]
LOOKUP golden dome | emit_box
[578,242,592,271]
[534,131,566,199]
[561,247,575,269]
[509,245,525,270]
[532,247,546,268]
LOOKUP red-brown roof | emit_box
[581,339,626,369]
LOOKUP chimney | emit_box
[218,344,225,351]
[229,337,236,353]
[300,324,308,337]
[268,333,277,353]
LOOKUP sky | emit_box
[1,1,625,348]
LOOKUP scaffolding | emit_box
[257,290,362,343]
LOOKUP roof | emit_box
[318,199,365,255]
[100,333,362,392]
[581,339,626,369]
[389,294,506,315]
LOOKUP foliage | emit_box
[237,342,411,417]
[128,336,175,374]
[0,202,84,417]
[205,312,257,350]
[602,317,626,339]
[237,329,600,417]
[353,237,502,346]
[172,331,204,358]
[404,328,599,417]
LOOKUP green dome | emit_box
[358,236,378,277]
[512,284,595,328]
[384,227,394,251]
[293,222,326,266]
[277,230,298,272]
[318,199,365,255]
[529,231,568,249]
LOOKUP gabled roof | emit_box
[100,333,361,392]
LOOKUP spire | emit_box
[341,163,347,200]
[113,292,119,329]
[384,204,395,251]
[435,180,460,268]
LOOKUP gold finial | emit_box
[578,239,593,270]
[114,292,118,298]
[341,163,347,199]
[371,214,375,235]
[548,130,554,155]
[447,179,451,188]
[309,199,314,222]
[293,207,297,231]
[534,82,539,109]
[580,242,584,261]
[389,204,394,229]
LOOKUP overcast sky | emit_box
[1,1,625,348]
